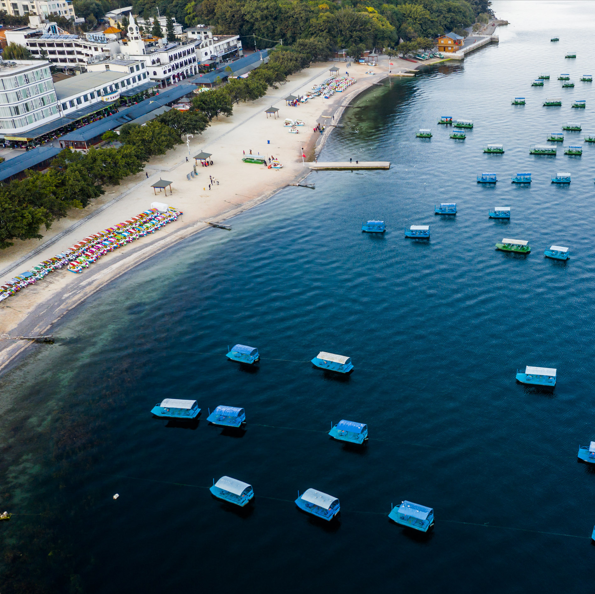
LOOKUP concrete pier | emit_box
[309,162,390,170]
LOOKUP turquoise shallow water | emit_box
[4,3,595,592]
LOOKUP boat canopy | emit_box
[231,344,258,356]
[583,74,592,77]
[550,132,563,136]
[317,352,350,365]
[495,206,511,211]
[487,144,503,148]
[516,172,531,176]
[301,488,338,510]
[515,97,525,100]
[419,129,431,133]
[366,220,384,224]
[456,119,472,124]
[399,501,433,520]
[568,146,581,149]
[574,100,586,103]
[590,442,595,453]
[525,366,557,376]
[159,399,197,409]
[410,225,429,231]
[336,420,367,433]
[548,98,562,101]
[556,172,571,177]
[534,145,554,150]
[502,238,528,246]
[214,405,244,416]
[214,476,251,496]
[567,123,580,126]
[550,246,569,252]
[440,203,456,207]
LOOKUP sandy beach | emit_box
[0,55,439,372]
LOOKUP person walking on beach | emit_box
[243,150,245,155]
[249,149,252,154]
[146,171,149,178]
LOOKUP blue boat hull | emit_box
[361,227,386,233]
[151,406,201,419]
[552,180,571,184]
[311,358,354,374]
[388,508,433,532]
[512,179,531,184]
[489,214,510,219]
[404,232,430,239]
[206,414,246,427]
[210,486,254,507]
[434,209,456,216]
[328,427,368,444]
[544,251,569,260]
[516,373,556,386]
[226,353,259,364]
[577,447,595,463]
[295,499,339,521]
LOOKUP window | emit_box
[69,100,75,108]
[76,97,82,104]
[90,91,95,99]
[83,94,88,101]
[62,102,67,110]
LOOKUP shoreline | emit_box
[0,64,386,375]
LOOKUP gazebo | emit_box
[329,66,339,75]
[265,106,279,119]
[285,94,297,104]
[194,151,212,164]
[151,179,173,196]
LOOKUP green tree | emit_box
[156,109,210,135]
[165,9,176,42]
[151,14,164,38]
[2,43,32,60]
[191,89,233,119]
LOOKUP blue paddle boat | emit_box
[512,172,532,183]
[577,442,595,464]
[151,399,201,419]
[295,488,340,521]
[552,172,571,184]
[435,203,457,215]
[389,500,434,532]
[489,206,510,219]
[544,245,569,260]
[329,420,368,444]
[438,116,453,125]
[477,173,497,184]
[362,220,386,233]
[311,352,354,374]
[207,405,246,428]
[516,366,557,387]
[405,225,430,239]
[210,476,254,506]
[226,344,260,364]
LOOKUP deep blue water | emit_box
[4,3,595,592]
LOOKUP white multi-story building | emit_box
[53,66,151,116]
[122,16,198,87]
[0,59,59,134]
[0,0,74,18]
[185,25,242,65]
[9,27,121,68]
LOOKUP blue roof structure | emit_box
[189,50,270,85]
[6,101,116,140]
[214,406,243,416]
[0,146,62,182]
[399,501,433,520]
[232,344,257,355]
[61,84,194,143]
[336,420,366,433]
[120,81,157,97]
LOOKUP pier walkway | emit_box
[309,162,391,170]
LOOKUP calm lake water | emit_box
[3,3,595,592]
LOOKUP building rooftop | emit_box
[54,71,130,100]
[0,59,51,76]
[0,146,62,182]
[105,6,132,16]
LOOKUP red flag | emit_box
[390,62,394,65]
[302,153,306,158]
